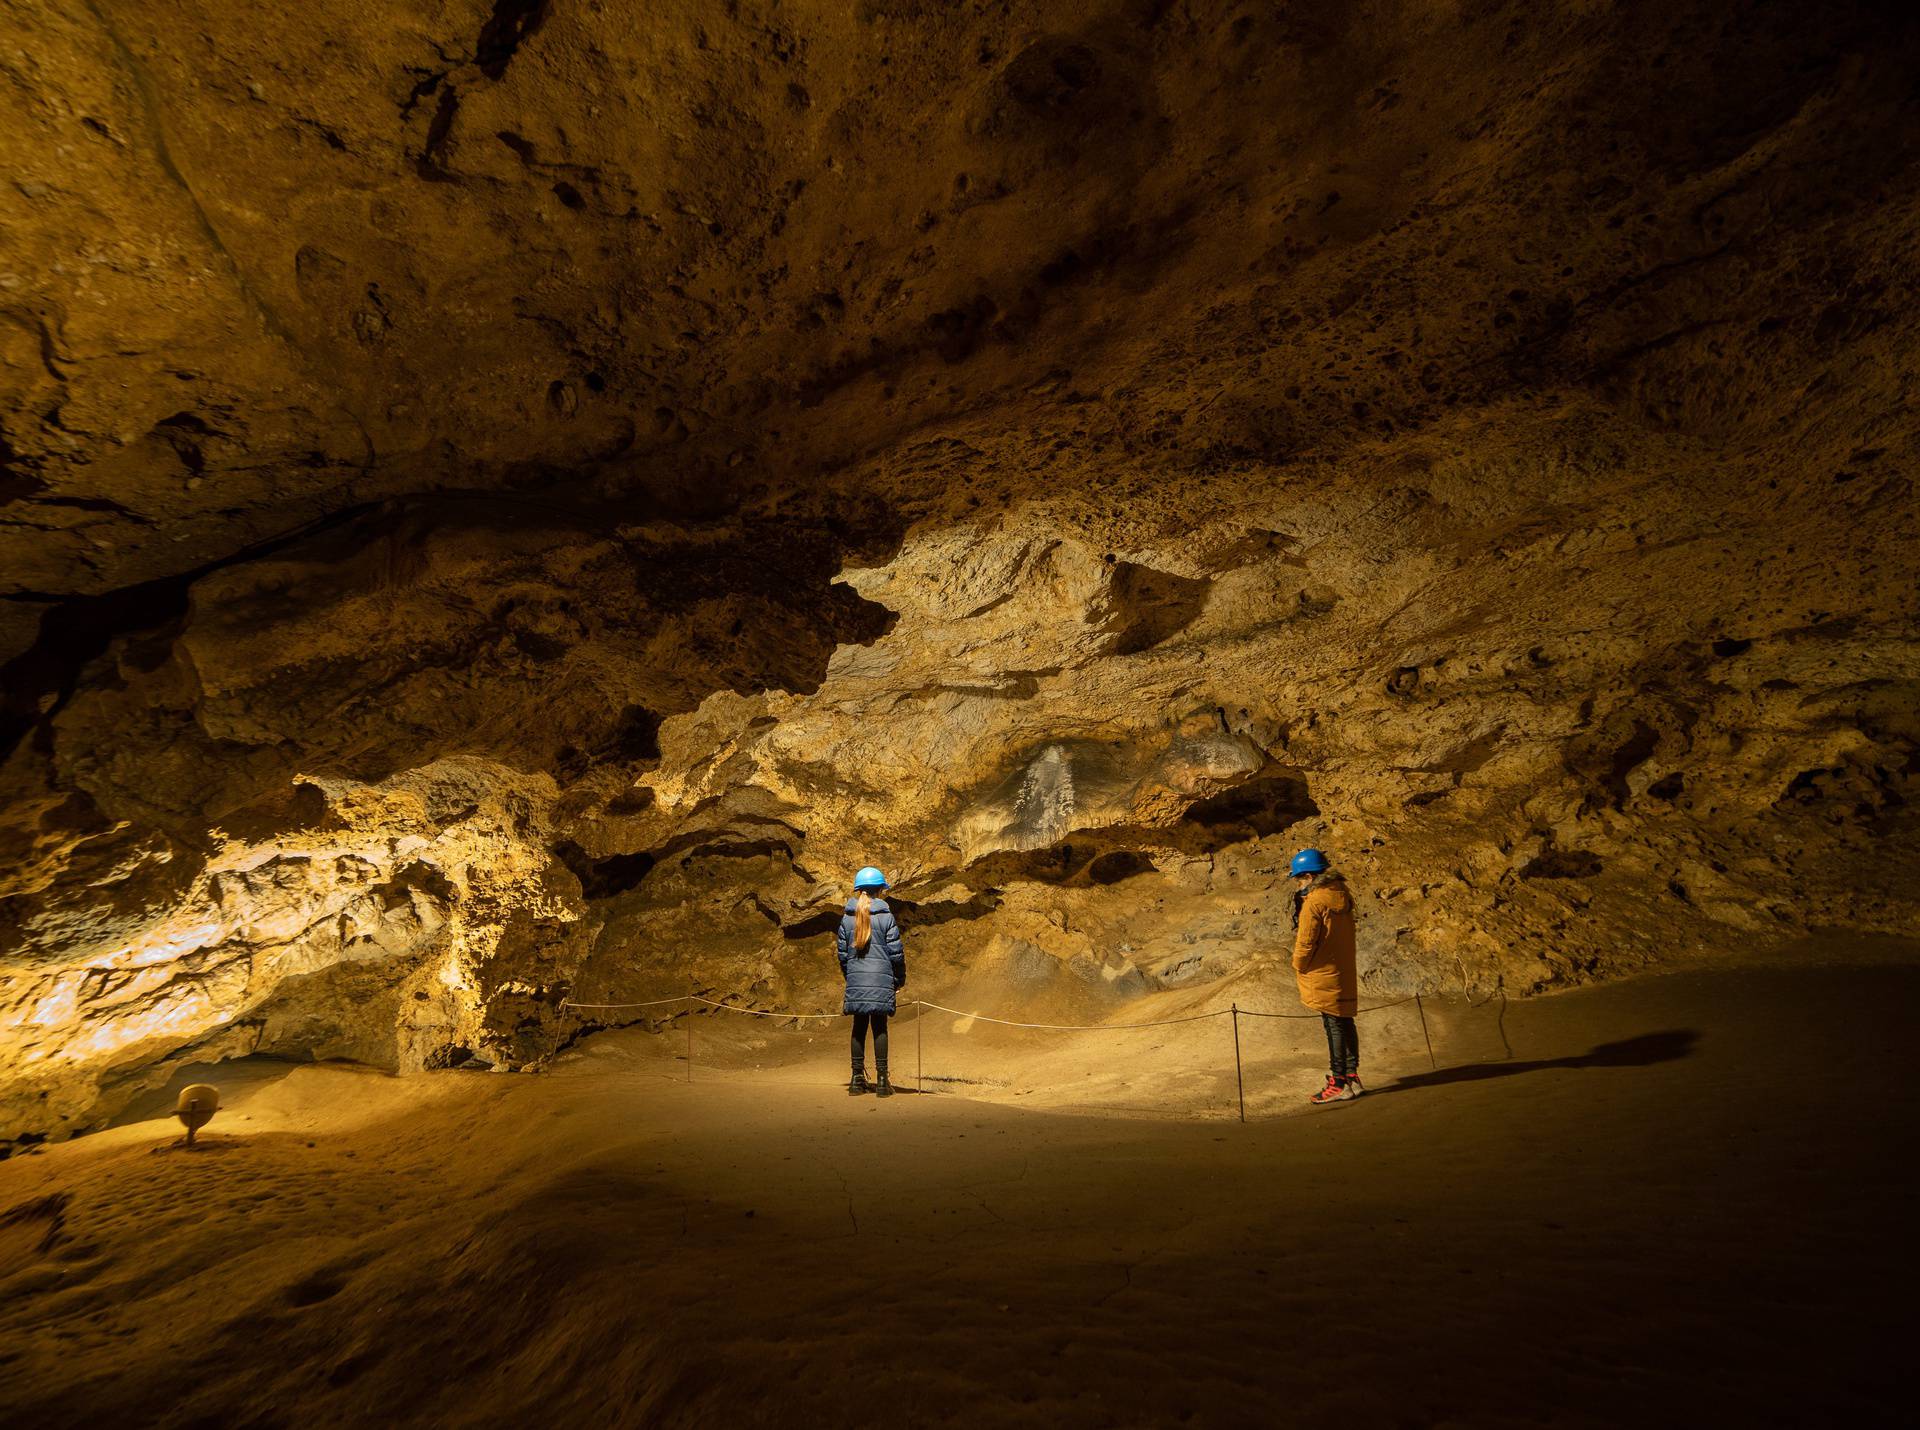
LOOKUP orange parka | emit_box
[1292,874,1358,1017]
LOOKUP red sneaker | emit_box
[1345,1075,1365,1098]
[1309,1074,1349,1104]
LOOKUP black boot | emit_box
[875,1072,893,1098]
[849,1068,869,1096]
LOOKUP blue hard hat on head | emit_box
[1290,848,1328,876]
[853,866,888,890]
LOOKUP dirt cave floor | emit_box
[1,960,1913,1430]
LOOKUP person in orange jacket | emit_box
[1290,848,1363,1102]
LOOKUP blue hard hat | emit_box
[1290,848,1328,876]
[853,866,888,890]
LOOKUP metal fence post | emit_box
[1231,1002,1245,1123]
[686,978,694,1083]
[1414,993,1437,1071]
[916,1001,924,1093]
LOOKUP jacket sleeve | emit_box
[882,912,906,988]
[1292,893,1325,972]
[835,915,851,973]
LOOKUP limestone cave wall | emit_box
[3,0,1917,1137]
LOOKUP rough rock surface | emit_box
[3,0,1918,1136]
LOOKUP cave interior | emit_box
[1,1,1916,1425]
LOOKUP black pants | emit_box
[1322,1013,1359,1077]
[852,1011,889,1075]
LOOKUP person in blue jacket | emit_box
[837,866,906,1097]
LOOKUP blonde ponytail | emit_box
[854,890,873,953]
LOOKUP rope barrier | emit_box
[692,996,841,1022]
[1236,996,1418,1020]
[556,984,1447,1111]
[908,1000,1228,1032]
[560,996,688,1011]
[560,994,1420,1026]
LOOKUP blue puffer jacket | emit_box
[836,897,906,1014]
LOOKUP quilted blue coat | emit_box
[836,897,906,1014]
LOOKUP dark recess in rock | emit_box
[416,88,462,182]
[1520,848,1606,879]
[775,886,1006,944]
[1605,723,1663,808]
[681,838,792,865]
[604,786,656,816]
[1181,773,1320,843]
[605,706,663,762]
[214,780,332,844]
[966,840,1103,886]
[1104,562,1213,654]
[1088,850,1156,884]
[0,434,47,502]
[1569,719,1665,813]
[780,910,843,941]
[474,0,551,81]
[0,500,382,758]
[553,842,658,900]
[389,860,459,906]
[886,890,1006,927]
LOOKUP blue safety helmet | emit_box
[1290,848,1328,876]
[853,865,888,890]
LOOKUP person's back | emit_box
[1293,875,1357,1012]
[1290,849,1362,1102]
[836,867,906,1096]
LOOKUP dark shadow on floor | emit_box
[1384,1030,1699,1093]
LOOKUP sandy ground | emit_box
[1,963,1913,1429]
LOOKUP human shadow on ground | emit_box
[1384,1030,1698,1094]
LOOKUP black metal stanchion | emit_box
[1414,992,1437,1071]
[916,1002,924,1093]
[686,979,694,1083]
[1231,1002,1246,1123]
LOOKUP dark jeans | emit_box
[1322,1013,1359,1077]
[852,1011,889,1075]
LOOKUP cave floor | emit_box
[1,964,1912,1429]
